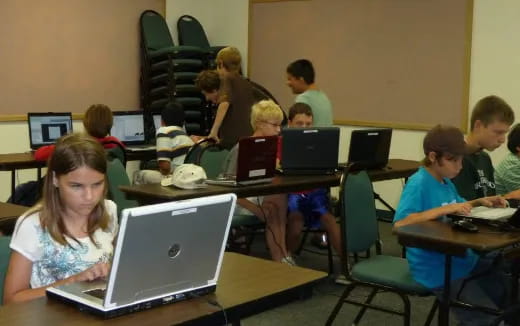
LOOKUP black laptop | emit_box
[27,112,73,150]
[111,111,155,151]
[345,128,392,170]
[280,127,340,175]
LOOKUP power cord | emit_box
[257,196,287,260]
[188,293,228,325]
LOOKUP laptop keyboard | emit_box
[84,288,107,299]
[470,207,517,220]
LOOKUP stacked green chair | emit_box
[0,236,11,304]
[140,10,207,135]
[326,169,438,326]
[177,15,227,69]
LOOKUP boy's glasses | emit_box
[260,120,281,128]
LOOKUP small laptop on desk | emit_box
[46,194,236,318]
[449,206,520,229]
[28,112,73,150]
[205,136,278,186]
[280,127,340,175]
[111,111,155,151]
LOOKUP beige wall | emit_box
[0,0,519,207]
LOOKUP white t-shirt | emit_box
[10,199,118,288]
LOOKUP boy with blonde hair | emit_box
[222,100,291,264]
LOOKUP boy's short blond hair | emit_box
[216,47,242,73]
[251,100,283,130]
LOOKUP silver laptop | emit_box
[28,112,73,150]
[46,193,236,318]
[111,110,155,151]
[452,206,518,221]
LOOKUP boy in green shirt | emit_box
[452,95,519,200]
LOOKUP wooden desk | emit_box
[0,202,28,235]
[0,252,327,325]
[394,221,520,326]
[121,159,420,205]
[0,153,45,198]
[0,150,156,199]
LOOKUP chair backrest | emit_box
[184,138,216,164]
[199,147,230,179]
[340,169,379,254]
[177,15,210,49]
[184,138,228,178]
[103,141,127,167]
[140,10,174,51]
[106,159,138,219]
[0,236,12,304]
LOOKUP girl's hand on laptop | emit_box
[71,262,111,283]
[479,196,507,208]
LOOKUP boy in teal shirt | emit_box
[286,59,333,127]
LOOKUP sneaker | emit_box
[334,274,351,285]
[311,233,328,250]
[281,256,297,266]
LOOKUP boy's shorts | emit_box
[288,188,330,228]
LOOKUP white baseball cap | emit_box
[161,164,207,189]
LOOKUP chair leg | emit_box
[325,283,356,326]
[423,299,438,326]
[396,293,411,326]
[352,287,378,325]
[326,232,334,275]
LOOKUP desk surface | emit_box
[394,220,520,256]
[0,202,29,235]
[0,252,327,325]
[0,152,45,170]
[0,150,155,171]
[121,159,420,204]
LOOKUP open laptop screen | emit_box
[348,128,392,170]
[110,111,145,145]
[28,112,73,150]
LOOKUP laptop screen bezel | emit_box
[347,128,392,170]
[236,135,278,182]
[281,127,340,171]
[27,112,73,150]
[110,110,146,146]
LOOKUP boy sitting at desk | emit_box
[394,124,511,325]
[284,103,341,260]
[222,100,291,264]
[452,95,520,201]
[133,102,194,184]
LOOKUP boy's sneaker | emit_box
[334,274,351,285]
[281,256,297,266]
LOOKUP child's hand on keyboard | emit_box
[479,196,507,208]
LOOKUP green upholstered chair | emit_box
[106,159,138,220]
[176,14,226,68]
[140,10,204,63]
[0,236,12,304]
[326,169,437,326]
